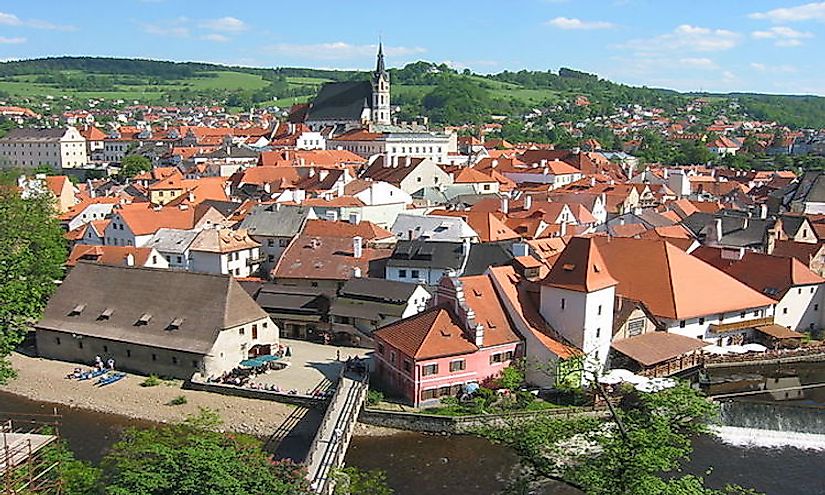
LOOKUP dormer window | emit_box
[98,308,114,320]
[68,304,86,316]
[562,263,575,271]
[136,313,152,326]
[167,317,184,330]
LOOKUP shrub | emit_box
[366,390,384,406]
[141,375,161,387]
[167,395,187,406]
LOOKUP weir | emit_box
[717,399,825,435]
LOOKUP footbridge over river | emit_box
[304,369,368,494]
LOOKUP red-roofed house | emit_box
[373,274,521,406]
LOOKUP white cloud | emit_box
[752,26,813,46]
[141,18,190,38]
[750,62,798,73]
[266,42,426,61]
[0,36,25,44]
[678,57,717,69]
[750,2,825,22]
[201,33,230,43]
[198,16,246,33]
[0,11,75,31]
[545,17,615,30]
[618,24,741,54]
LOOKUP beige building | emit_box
[35,263,279,380]
[0,126,88,169]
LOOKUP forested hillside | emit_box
[1,56,824,129]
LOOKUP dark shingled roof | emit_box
[37,263,267,355]
[387,240,465,270]
[339,277,421,303]
[2,127,67,140]
[462,242,515,276]
[611,331,706,366]
[306,81,372,122]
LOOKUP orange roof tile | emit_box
[541,236,618,293]
[374,307,479,360]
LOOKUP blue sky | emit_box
[1,0,825,95]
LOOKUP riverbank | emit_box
[1,352,298,437]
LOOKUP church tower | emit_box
[372,42,391,126]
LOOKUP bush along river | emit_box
[3,390,825,494]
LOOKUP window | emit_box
[171,356,178,365]
[597,305,602,315]
[783,308,788,315]
[411,269,420,279]
[262,321,268,328]
[78,341,83,349]
[811,287,816,294]
[239,327,245,335]
[561,298,566,310]
[192,360,198,369]
[421,388,437,400]
[450,359,466,372]
[252,324,258,339]
[378,343,385,355]
[740,312,746,319]
[55,337,61,345]
[816,304,820,311]
[679,320,686,328]
[177,256,183,264]
[403,360,412,373]
[267,239,275,247]
[799,288,803,294]
[596,328,601,338]
[699,317,705,325]
[627,318,644,336]
[398,269,407,278]
[422,364,438,376]
[390,351,396,364]
[152,353,157,361]
[279,239,289,247]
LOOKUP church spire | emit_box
[375,41,385,75]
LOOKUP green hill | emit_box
[0,56,823,129]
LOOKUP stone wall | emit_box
[358,406,607,434]
[185,379,326,409]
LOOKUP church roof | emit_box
[306,80,372,123]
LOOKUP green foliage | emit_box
[479,383,760,495]
[117,155,151,180]
[422,77,493,124]
[167,395,188,406]
[366,389,384,406]
[100,409,311,495]
[141,374,161,387]
[333,467,394,495]
[40,439,101,495]
[0,187,66,383]
[496,361,526,390]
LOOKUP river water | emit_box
[2,391,824,495]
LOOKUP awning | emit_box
[240,355,281,367]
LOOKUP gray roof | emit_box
[306,81,372,122]
[391,213,478,242]
[200,145,259,159]
[1,127,67,141]
[144,228,198,255]
[240,204,315,238]
[339,277,422,303]
[37,263,268,355]
[387,240,465,270]
[463,242,515,276]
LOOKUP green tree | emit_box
[40,439,101,495]
[117,155,152,181]
[481,383,761,495]
[0,186,67,383]
[496,361,525,390]
[100,410,312,495]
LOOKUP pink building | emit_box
[373,274,522,407]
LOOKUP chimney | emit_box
[501,196,509,214]
[742,217,749,230]
[353,236,363,259]
[714,218,723,244]
[491,159,498,169]
[590,176,596,187]
[511,242,529,257]
[86,179,95,198]
[721,247,745,261]
[125,253,135,266]
[759,204,767,219]
[524,195,533,210]
[473,323,484,347]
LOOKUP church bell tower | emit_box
[372,42,391,126]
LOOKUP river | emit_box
[2,391,824,494]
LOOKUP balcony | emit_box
[246,255,265,266]
[708,316,774,335]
